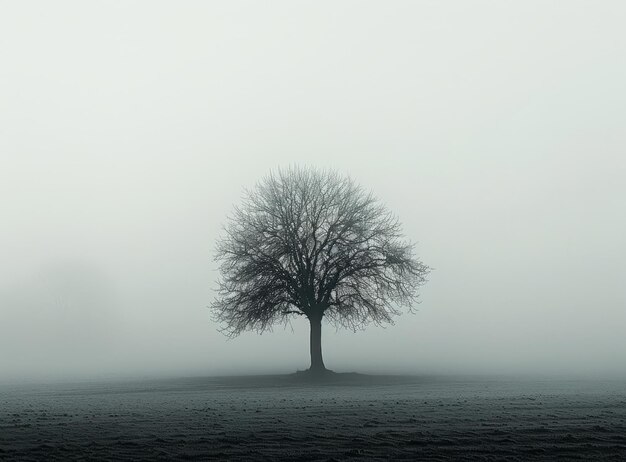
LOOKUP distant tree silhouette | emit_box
[212,166,429,375]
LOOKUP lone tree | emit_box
[212,166,429,375]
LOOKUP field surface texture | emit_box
[1,375,625,461]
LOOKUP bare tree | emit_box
[212,166,429,375]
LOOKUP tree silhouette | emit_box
[212,166,429,375]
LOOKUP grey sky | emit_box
[1,1,625,381]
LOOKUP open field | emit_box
[1,375,625,461]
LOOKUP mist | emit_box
[1,1,625,383]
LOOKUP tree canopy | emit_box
[212,166,429,340]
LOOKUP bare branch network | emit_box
[212,166,430,339]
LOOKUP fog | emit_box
[1,1,625,382]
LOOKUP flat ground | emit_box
[1,374,625,461]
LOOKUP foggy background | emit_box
[1,1,625,382]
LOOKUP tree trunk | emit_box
[308,313,326,374]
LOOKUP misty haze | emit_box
[1,1,625,460]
